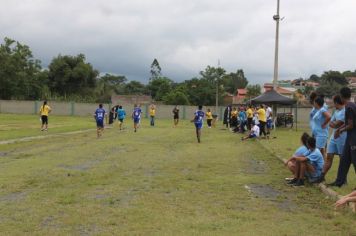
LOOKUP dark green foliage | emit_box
[47,54,98,97]
[147,77,173,101]
[0,38,44,99]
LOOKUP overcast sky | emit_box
[1,0,356,84]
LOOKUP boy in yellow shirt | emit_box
[39,101,52,131]
[206,108,213,128]
[246,105,254,130]
[149,104,156,126]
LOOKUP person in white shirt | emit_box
[241,121,260,140]
[265,105,273,135]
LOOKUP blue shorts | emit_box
[305,170,320,182]
[195,122,203,129]
[315,136,327,149]
[96,119,104,128]
[133,118,140,124]
[249,134,257,138]
[267,119,273,129]
[327,139,344,155]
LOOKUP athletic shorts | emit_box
[267,119,273,129]
[195,123,203,129]
[315,136,327,149]
[174,115,179,120]
[118,118,124,123]
[305,170,320,182]
[249,134,257,138]
[96,119,104,128]
[327,139,344,155]
[134,118,140,124]
[41,115,48,125]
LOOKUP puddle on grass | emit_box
[243,158,268,174]
[245,184,296,211]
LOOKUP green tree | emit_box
[163,90,190,105]
[150,58,162,81]
[47,54,98,97]
[316,81,342,98]
[246,84,261,98]
[123,81,147,95]
[223,69,248,94]
[96,73,127,102]
[320,71,348,85]
[0,37,43,99]
[147,77,173,101]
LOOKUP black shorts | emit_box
[174,115,179,120]
[118,118,124,123]
[41,115,48,125]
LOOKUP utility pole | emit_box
[215,59,220,114]
[273,0,280,90]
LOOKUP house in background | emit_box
[263,83,295,98]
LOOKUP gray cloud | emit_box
[1,0,356,84]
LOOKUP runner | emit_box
[94,104,106,138]
[192,105,205,143]
[39,101,52,131]
[116,105,126,130]
[132,104,142,132]
[172,106,179,127]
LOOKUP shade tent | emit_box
[250,89,298,130]
[250,89,296,105]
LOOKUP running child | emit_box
[132,104,142,132]
[192,105,205,143]
[116,105,126,130]
[94,104,106,138]
[172,106,179,127]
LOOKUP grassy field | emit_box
[0,114,356,235]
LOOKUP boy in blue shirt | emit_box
[132,104,142,132]
[192,105,205,143]
[116,105,126,130]
[285,136,324,186]
[94,104,107,138]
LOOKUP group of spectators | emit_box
[223,104,273,140]
[284,87,356,208]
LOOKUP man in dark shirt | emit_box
[328,87,356,187]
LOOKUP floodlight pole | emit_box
[272,0,281,128]
[215,59,221,114]
[273,0,280,90]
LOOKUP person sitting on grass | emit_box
[335,190,356,209]
[241,121,260,141]
[285,132,311,180]
[285,137,324,186]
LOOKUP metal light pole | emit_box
[273,0,281,90]
[215,59,221,114]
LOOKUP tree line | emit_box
[0,37,259,105]
[1,37,354,105]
